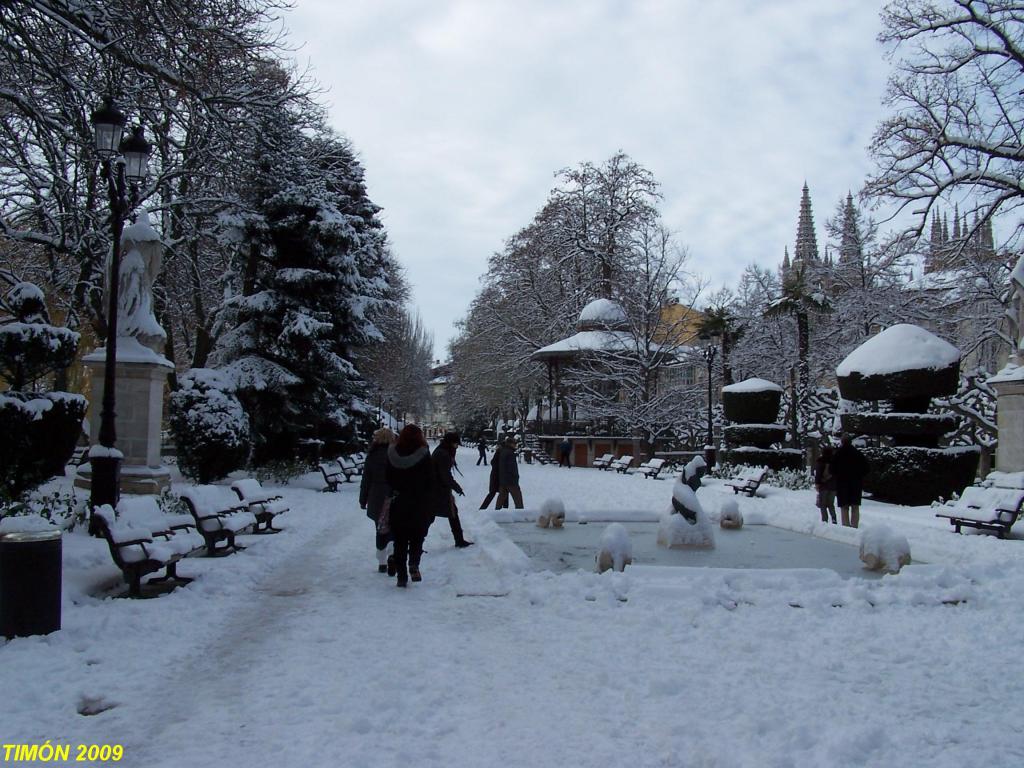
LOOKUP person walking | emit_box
[480,441,502,510]
[359,427,395,572]
[432,431,473,548]
[385,424,435,587]
[497,436,525,509]
[558,438,572,467]
[813,445,837,524]
[831,434,869,528]
[476,436,488,466]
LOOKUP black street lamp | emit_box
[699,328,721,454]
[89,96,152,513]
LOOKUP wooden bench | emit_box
[593,453,615,470]
[179,485,255,556]
[231,478,288,533]
[725,466,767,497]
[340,455,364,479]
[612,455,635,473]
[631,457,667,479]
[935,483,1024,538]
[319,462,346,491]
[92,500,201,597]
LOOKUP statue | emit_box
[106,212,166,354]
[1008,254,1024,366]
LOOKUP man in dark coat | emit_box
[432,431,473,547]
[480,442,502,509]
[831,434,869,528]
[497,436,524,509]
[558,438,572,467]
[476,436,488,465]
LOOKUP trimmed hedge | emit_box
[840,413,956,439]
[837,362,959,406]
[861,446,979,506]
[722,387,782,424]
[723,424,787,449]
[0,392,87,500]
[720,447,804,471]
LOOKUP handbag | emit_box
[376,497,391,536]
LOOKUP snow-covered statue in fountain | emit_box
[108,212,166,354]
[536,498,566,529]
[658,478,715,549]
[596,522,632,572]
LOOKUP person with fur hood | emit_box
[385,424,435,587]
[359,427,395,572]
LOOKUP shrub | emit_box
[169,369,250,484]
[0,392,86,501]
[861,446,979,506]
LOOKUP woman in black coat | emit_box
[432,431,472,547]
[831,434,869,528]
[359,427,395,573]
[385,424,435,587]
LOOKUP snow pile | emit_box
[721,377,783,393]
[537,498,566,528]
[578,297,627,328]
[658,480,715,548]
[836,323,960,376]
[859,525,912,574]
[0,515,59,534]
[596,522,632,572]
[719,499,743,530]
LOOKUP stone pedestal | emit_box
[991,373,1024,473]
[75,343,173,495]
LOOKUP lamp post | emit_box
[699,329,721,464]
[89,96,152,512]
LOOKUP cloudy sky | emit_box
[282,0,892,358]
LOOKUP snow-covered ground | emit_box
[3,446,1023,767]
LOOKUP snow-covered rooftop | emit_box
[578,298,627,330]
[531,329,638,361]
[836,323,960,378]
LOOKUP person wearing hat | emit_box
[497,435,524,509]
[432,431,473,548]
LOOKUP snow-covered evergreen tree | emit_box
[212,115,393,462]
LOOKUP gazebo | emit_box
[529,298,659,466]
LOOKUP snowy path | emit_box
[5,456,1024,767]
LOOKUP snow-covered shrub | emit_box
[169,369,250,484]
[859,525,911,574]
[766,467,812,490]
[537,498,565,528]
[596,522,632,572]
[719,499,743,529]
[720,378,803,471]
[0,281,84,501]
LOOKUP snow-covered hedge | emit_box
[0,392,86,501]
[721,380,783,424]
[861,446,980,506]
[169,369,250,484]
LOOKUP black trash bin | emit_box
[0,530,62,638]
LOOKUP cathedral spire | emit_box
[839,192,863,265]
[953,205,961,240]
[794,182,819,265]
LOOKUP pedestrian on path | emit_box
[385,424,435,587]
[359,427,395,572]
[476,436,488,465]
[433,431,473,548]
[479,442,501,509]
[558,438,572,467]
[814,445,837,524]
[831,434,869,528]
[497,436,525,509]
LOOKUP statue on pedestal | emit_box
[106,211,166,354]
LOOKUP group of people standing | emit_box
[359,426,473,588]
[813,434,869,528]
